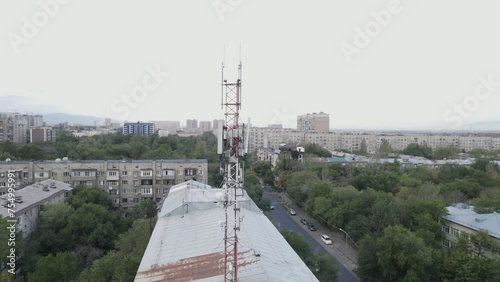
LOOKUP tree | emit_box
[378,139,394,157]
[304,143,331,158]
[67,187,113,210]
[358,225,433,281]
[27,252,78,282]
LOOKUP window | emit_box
[23,172,29,178]
[85,171,91,176]
[51,172,57,177]
[64,172,70,177]
[99,180,105,185]
[134,189,139,194]
[64,181,70,184]
[451,227,461,237]
[164,169,175,176]
[38,173,45,177]
[177,170,183,175]
[121,171,128,176]
[141,179,153,185]
[0,182,5,187]
[133,180,140,187]
[122,180,128,185]
[107,180,118,186]
[86,181,93,186]
[199,170,204,175]
[133,198,139,203]
[185,169,195,176]
[133,171,139,178]
[141,188,152,194]
[122,189,127,194]
[155,188,160,194]
[122,198,128,203]
[112,199,119,204]
[108,171,118,177]
[442,225,450,234]
[141,170,152,177]
[155,180,161,185]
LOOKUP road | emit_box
[264,191,360,282]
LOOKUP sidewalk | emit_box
[277,192,359,273]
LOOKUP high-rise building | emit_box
[123,122,155,136]
[199,121,212,132]
[0,113,27,143]
[297,112,330,132]
[185,119,198,129]
[30,127,56,143]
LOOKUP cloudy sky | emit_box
[1,0,500,131]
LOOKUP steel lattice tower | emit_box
[219,61,244,282]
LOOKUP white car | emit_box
[321,235,332,245]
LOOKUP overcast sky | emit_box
[1,0,500,131]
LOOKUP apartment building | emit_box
[249,127,500,154]
[30,127,56,143]
[459,136,493,152]
[442,204,500,258]
[199,121,212,132]
[297,112,330,132]
[0,159,208,209]
[123,122,155,136]
[0,179,72,238]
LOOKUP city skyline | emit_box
[1,1,500,131]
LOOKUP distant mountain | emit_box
[44,113,120,126]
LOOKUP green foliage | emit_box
[27,252,78,282]
[403,143,433,159]
[358,225,434,282]
[77,218,157,282]
[304,143,331,158]
[432,146,459,160]
[473,196,500,213]
[68,187,113,209]
[280,230,338,282]
[377,139,394,157]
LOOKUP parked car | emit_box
[308,224,317,231]
[321,235,332,245]
[270,204,275,210]
[289,208,297,215]
[300,218,308,225]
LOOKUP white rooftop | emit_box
[135,180,319,282]
[0,179,72,218]
[445,204,500,239]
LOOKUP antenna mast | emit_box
[219,57,245,282]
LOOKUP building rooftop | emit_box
[445,204,500,239]
[136,180,319,282]
[1,159,208,165]
[0,179,72,218]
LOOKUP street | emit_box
[264,191,360,282]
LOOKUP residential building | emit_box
[152,120,181,132]
[248,127,500,154]
[442,203,500,258]
[199,121,212,132]
[30,127,56,143]
[135,180,319,282]
[123,122,155,136]
[268,124,283,129]
[0,159,208,208]
[185,119,198,129]
[297,112,329,132]
[0,113,27,143]
[0,179,73,238]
